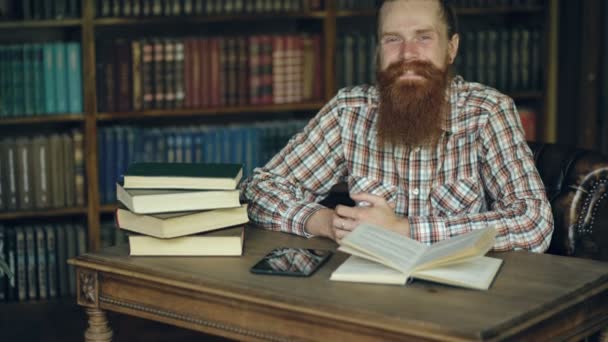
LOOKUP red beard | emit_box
[376,59,450,147]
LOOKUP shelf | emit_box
[456,6,545,15]
[96,101,325,121]
[99,204,117,214]
[0,207,88,221]
[0,19,82,29]
[336,6,544,18]
[93,11,327,26]
[0,114,85,126]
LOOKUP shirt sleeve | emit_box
[409,97,554,252]
[240,95,347,237]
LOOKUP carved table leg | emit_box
[84,308,113,342]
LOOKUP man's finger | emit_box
[350,193,388,207]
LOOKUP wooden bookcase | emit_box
[0,0,558,254]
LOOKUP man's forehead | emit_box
[379,0,445,33]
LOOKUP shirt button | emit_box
[411,188,420,196]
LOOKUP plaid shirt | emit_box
[241,76,554,252]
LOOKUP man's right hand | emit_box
[304,208,357,242]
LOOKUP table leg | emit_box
[84,308,113,342]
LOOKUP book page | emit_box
[413,227,496,271]
[340,224,425,273]
[411,256,503,290]
[330,256,408,285]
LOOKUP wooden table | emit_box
[69,227,608,342]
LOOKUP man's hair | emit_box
[377,0,459,39]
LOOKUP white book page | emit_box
[340,224,425,273]
[412,256,503,290]
[330,256,408,285]
[413,227,496,270]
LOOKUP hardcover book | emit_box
[117,182,241,214]
[123,162,243,190]
[330,224,502,290]
[128,225,245,256]
[116,204,248,238]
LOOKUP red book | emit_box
[209,37,221,107]
[198,38,212,107]
[183,38,194,108]
[518,107,537,141]
[249,35,261,105]
[237,36,249,106]
[312,34,323,101]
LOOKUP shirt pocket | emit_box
[348,176,399,204]
[430,177,481,217]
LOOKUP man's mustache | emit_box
[383,60,441,82]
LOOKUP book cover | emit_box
[43,224,57,298]
[128,225,245,256]
[123,162,243,190]
[34,225,47,300]
[116,182,241,214]
[330,224,502,290]
[116,204,249,238]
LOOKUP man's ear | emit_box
[447,33,460,65]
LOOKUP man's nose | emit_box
[399,41,419,61]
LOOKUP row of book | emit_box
[335,32,377,89]
[116,162,247,256]
[0,0,80,20]
[97,0,323,17]
[0,42,83,118]
[0,222,86,302]
[0,131,85,212]
[456,27,543,92]
[97,120,307,204]
[451,0,544,7]
[97,34,323,112]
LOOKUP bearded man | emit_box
[241,0,554,252]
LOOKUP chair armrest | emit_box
[530,143,608,260]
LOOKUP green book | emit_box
[123,162,243,190]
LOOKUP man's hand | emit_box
[334,193,410,238]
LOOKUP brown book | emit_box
[312,34,323,100]
[141,40,155,110]
[115,39,132,112]
[131,40,143,111]
[261,35,274,104]
[174,40,185,108]
[153,39,165,109]
[236,36,249,106]
[248,35,261,105]
[15,137,33,210]
[272,35,287,104]
[183,38,194,108]
[163,39,176,109]
[209,37,221,107]
[72,129,85,207]
[49,134,66,208]
[62,133,75,207]
[199,38,210,108]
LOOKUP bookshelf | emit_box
[0,0,557,305]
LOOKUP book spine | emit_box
[66,42,83,113]
[15,227,26,301]
[16,137,33,210]
[132,40,143,111]
[44,224,57,299]
[54,224,68,297]
[24,226,37,300]
[62,133,76,207]
[174,40,185,108]
[72,129,86,206]
[141,40,154,110]
[35,226,47,300]
[43,43,57,114]
[115,39,132,112]
[153,39,165,109]
[54,43,68,114]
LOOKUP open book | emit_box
[330,224,503,290]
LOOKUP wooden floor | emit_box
[0,299,234,342]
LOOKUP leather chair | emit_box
[321,142,608,261]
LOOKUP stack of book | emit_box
[115,162,248,256]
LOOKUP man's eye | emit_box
[384,37,400,43]
[419,35,432,41]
